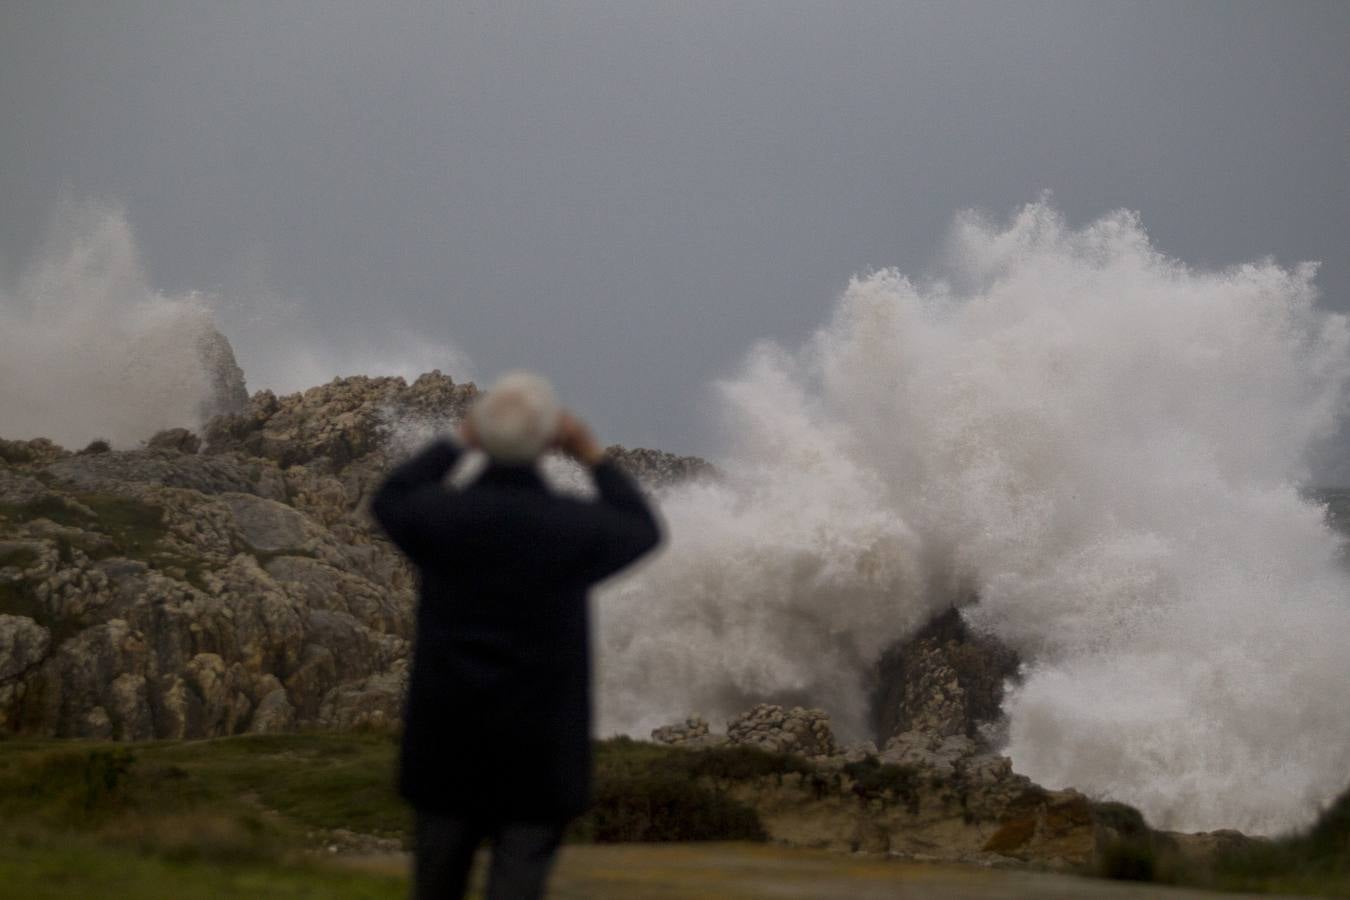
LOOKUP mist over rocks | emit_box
[0,371,713,741]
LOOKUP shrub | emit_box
[578,772,765,843]
[843,756,919,812]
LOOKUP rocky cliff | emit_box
[0,371,710,740]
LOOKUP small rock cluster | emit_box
[725,703,838,759]
[650,715,717,747]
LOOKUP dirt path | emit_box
[335,842,1292,899]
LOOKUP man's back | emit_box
[371,437,661,820]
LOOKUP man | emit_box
[371,371,661,899]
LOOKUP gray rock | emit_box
[0,469,49,504]
[651,715,711,746]
[81,706,113,740]
[146,428,202,454]
[0,371,713,743]
[0,615,50,681]
[727,703,838,759]
[109,672,153,740]
[224,494,315,553]
[251,688,295,733]
[317,662,408,730]
[196,326,249,422]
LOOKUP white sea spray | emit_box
[0,200,219,448]
[595,201,1350,835]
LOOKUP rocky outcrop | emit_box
[651,715,717,747]
[145,427,202,454]
[605,446,718,489]
[725,704,838,760]
[651,701,1151,871]
[869,606,1020,746]
[196,327,250,422]
[1,371,712,741]
[202,371,478,470]
[646,609,1147,872]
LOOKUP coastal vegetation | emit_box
[0,732,1346,896]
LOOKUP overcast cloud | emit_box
[2,1,1347,457]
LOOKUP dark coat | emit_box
[370,440,661,822]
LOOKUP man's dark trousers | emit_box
[413,811,564,899]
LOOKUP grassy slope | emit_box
[0,732,1346,896]
[0,837,405,900]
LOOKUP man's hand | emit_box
[553,411,605,467]
[457,416,480,450]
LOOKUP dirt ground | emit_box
[336,841,1294,899]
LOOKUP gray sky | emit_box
[2,1,1347,457]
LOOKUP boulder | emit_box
[0,615,50,682]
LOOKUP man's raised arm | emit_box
[552,414,663,582]
[370,438,464,561]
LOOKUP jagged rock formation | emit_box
[869,606,1021,746]
[0,372,711,740]
[196,327,250,422]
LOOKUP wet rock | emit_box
[197,326,250,422]
[870,607,1020,745]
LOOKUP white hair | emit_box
[469,370,561,464]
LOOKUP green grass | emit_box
[0,734,411,896]
[2,732,1346,895]
[0,733,787,897]
[0,835,405,899]
[1087,786,1350,896]
[1198,787,1350,896]
[0,492,168,563]
[0,734,789,854]
[0,733,409,848]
